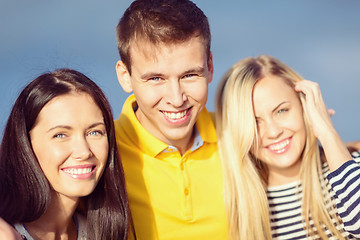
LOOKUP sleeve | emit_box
[327,151,360,238]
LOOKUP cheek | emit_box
[291,112,306,134]
[256,125,265,140]
[35,145,69,177]
[90,140,109,165]
[134,85,163,107]
[185,81,208,102]
[296,121,307,146]
[285,112,306,151]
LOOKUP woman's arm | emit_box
[294,80,352,171]
[327,151,360,238]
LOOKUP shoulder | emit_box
[196,109,217,142]
[351,151,360,162]
[74,212,87,240]
[114,95,138,135]
[209,111,216,124]
[114,103,136,142]
[0,218,24,240]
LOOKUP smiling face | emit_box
[117,36,213,153]
[29,92,108,201]
[252,75,306,185]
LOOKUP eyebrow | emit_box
[47,125,72,132]
[272,101,290,114]
[181,67,205,76]
[140,67,205,80]
[140,72,165,79]
[46,122,105,133]
[88,122,106,129]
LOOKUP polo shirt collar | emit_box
[120,94,217,157]
[163,127,203,153]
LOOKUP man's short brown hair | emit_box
[116,0,211,74]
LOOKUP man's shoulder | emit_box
[208,111,216,125]
[195,109,217,143]
[114,94,138,139]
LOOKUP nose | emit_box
[72,136,93,160]
[263,119,283,139]
[165,80,187,107]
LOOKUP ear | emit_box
[116,60,133,93]
[207,51,214,84]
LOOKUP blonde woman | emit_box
[216,55,360,239]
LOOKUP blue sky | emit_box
[0,0,359,141]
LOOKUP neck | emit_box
[135,106,195,156]
[174,130,194,156]
[25,192,79,240]
[267,160,302,187]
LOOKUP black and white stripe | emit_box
[266,151,360,239]
[328,151,360,238]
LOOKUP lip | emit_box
[161,107,192,124]
[61,164,96,180]
[265,137,292,154]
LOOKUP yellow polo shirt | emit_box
[114,95,228,240]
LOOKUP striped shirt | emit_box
[267,151,360,239]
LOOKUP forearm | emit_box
[319,127,352,172]
[327,153,360,238]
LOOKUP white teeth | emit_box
[269,139,290,151]
[63,167,92,175]
[164,110,187,120]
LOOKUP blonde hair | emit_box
[216,55,344,239]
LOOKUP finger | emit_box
[295,80,324,105]
[328,108,335,116]
[295,81,316,104]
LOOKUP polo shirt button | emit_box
[184,187,189,195]
[180,163,184,171]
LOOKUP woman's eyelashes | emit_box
[276,108,289,116]
[87,129,106,137]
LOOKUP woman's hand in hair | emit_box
[294,79,352,171]
[294,80,334,141]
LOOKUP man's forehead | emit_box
[129,36,206,62]
[129,40,162,62]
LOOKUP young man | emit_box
[114,0,228,239]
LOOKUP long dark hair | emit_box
[0,69,130,239]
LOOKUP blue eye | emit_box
[53,133,66,139]
[278,108,289,114]
[183,74,196,79]
[149,77,161,81]
[88,130,105,136]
